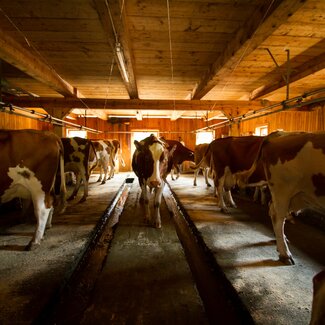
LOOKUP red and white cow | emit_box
[106,139,125,179]
[61,137,98,202]
[132,134,176,228]
[240,131,325,264]
[159,138,194,180]
[192,143,212,187]
[193,136,265,211]
[92,139,125,184]
[0,129,66,249]
[92,140,114,184]
[310,269,325,325]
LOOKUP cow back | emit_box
[0,129,62,197]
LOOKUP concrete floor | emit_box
[168,173,325,325]
[0,172,324,324]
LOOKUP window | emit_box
[66,129,87,138]
[196,131,214,145]
[255,125,268,136]
[131,130,159,155]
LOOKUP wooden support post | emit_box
[44,107,72,137]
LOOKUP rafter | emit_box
[93,0,138,99]
[3,97,265,112]
[0,27,78,98]
[250,52,325,100]
[192,0,306,99]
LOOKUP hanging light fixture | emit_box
[116,42,129,83]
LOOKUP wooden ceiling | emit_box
[0,0,324,122]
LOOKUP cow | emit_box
[132,134,176,228]
[239,131,325,265]
[0,129,66,250]
[106,139,125,179]
[192,136,265,212]
[61,137,98,202]
[92,140,114,184]
[192,143,212,187]
[92,139,125,184]
[159,138,194,180]
[310,269,325,325]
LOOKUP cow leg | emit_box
[27,196,51,250]
[101,163,109,185]
[215,177,228,212]
[204,168,211,187]
[153,183,164,228]
[79,174,89,203]
[97,164,103,183]
[193,168,199,186]
[269,201,294,265]
[175,165,180,180]
[68,172,81,201]
[141,183,150,224]
[108,156,115,179]
[253,187,260,202]
[224,189,237,208]
[171,168,176,181]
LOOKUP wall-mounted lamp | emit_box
[116,43,129,83]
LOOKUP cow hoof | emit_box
[193,183,197,186]
[207,184,211,187]
[101,180,106,185]
[279,255,295,265]
[26,242,40,251]
[155,223,161,229]
[78,197,87,203]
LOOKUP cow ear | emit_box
[169,144,177,156]
[134,140,141,150]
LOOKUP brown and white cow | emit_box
[193,136,265,211]
[92,140,114,184]
[92,139,125,184]
[106,139,125,179]
[61,137,98,202]
[192,143,212,187]
[132,134,176,228]
[240,131,325,264]
[0,129,66,249]
[310,269,325,325]
[159,138,194,180]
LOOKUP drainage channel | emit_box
[164,183,255,325]
[35,177,134,325]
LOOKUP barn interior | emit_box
[0,0,324,324]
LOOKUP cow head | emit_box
[133,134,174,188]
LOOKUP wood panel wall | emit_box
[2,103,325,172]
[239,104,325,135]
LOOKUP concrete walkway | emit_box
[80,180,209,324]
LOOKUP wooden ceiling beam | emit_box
[0,27,77,98]
[192,0,306,99]
[93,0,138,99]
[3,97,265,112]
[250,52,325,100]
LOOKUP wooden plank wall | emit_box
[2,104,324,171]
[0,112,52,130]
[239,104,325,135]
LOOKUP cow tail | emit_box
[58,140,67,213]
[237,137,266,187]
[89,141,99,173]
[190,143,211,170]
